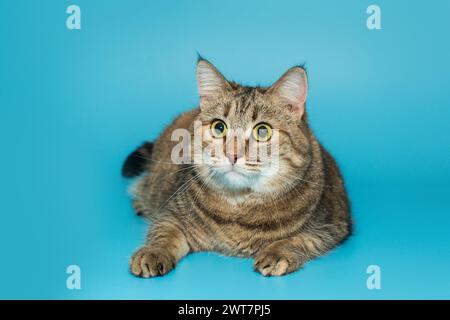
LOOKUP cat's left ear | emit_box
[268,66,308,120]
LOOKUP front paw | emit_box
[130,247,176,278]
[254,252,302,277]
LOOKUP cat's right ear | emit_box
[196,59,231,107]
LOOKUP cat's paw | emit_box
[130,247,176,278]
[253,252,302,277]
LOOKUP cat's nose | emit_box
[227,153,238,165]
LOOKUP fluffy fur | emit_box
[123,59,352,277]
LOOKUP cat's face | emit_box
[194,59,310,194]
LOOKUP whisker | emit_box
[133,154,195,166]
[151,168,206,216]
[282,172,340,189]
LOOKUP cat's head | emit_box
[193,58,311,194]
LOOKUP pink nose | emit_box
[227,153,238,165]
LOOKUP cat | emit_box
[122,58,352,277]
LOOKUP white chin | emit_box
[222,171,251,189]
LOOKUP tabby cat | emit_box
[122,58,352,277]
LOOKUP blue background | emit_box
[1,0,449,299]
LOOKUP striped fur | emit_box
[127,61,352,277]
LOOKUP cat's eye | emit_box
[252,123,272,142]
[210,119,228,138]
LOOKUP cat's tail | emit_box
[121,142,154,178]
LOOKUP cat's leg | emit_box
[130,221,189,277]
[253,232,332,276]
[129,176,150,216]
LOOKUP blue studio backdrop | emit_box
[0,0,449,299]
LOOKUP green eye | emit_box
[253,123,272,142]
[210,119,227,138]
